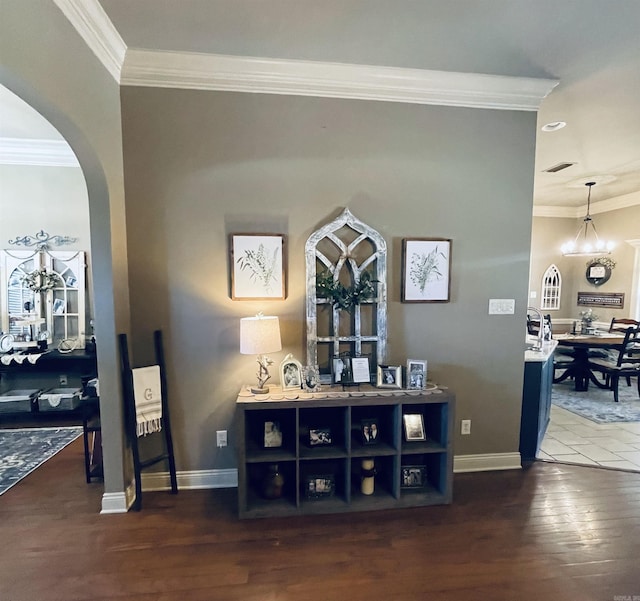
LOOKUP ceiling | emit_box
[3,0,640,212]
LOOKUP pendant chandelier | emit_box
[561,181,614,256]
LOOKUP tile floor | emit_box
[538,403,640,471]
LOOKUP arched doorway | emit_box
[0,75,129,512]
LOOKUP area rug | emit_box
[552,380,640,424]
[0,427,82,495]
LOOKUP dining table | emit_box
[554,332,625,391]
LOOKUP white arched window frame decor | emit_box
[0,249,86,348]
[305,208,387,380]
[541,264,561,310]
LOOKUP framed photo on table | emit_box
[302,365,321,392]
[406,359,427,390]
[280,354,303,391]
[334,354,373,385]
[377,365,402,389]
[402,238,451,303]
[350,357,371,384]
[230,234,286,300]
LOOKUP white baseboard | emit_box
[454,453,522,473]
[100,491,128,514]
[102,458,518,511]
[141,468,238,492]
[138,457,519,494]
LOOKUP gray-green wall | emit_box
[1,0,130,496]
[121,87,538,468]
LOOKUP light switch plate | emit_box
[488,299,515,315]
[216,430,228,448]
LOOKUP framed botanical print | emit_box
[401,238,451,303]
[230,234,286,300]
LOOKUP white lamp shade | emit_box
[240,315,282,355]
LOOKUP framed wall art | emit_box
[401,238,451,303]
[230,234,286,300]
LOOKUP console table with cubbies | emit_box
[235,385,454,519]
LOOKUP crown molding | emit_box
[0,137,79,167]
[534,189,640,218]
[55,2,556,109]
[121,49,558,111]
[589,190,640,214]
[53,0,126,83]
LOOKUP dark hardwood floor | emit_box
[1,440,639,601]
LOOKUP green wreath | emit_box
[21,268,59,293]
[586,256,616,270]
[316,270,378,311]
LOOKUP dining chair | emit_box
[526,315,541,337]
[608,318,640,385]
[588,327,640,402]
[609,317,640,333]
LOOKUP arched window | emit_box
[541,264,561,310]
[305,209,387,379]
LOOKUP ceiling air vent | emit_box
[543,162,576,173]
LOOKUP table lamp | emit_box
[240,314,282,394]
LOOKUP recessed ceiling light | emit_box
[541,121,567,132]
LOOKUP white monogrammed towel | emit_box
[132,365,163,437]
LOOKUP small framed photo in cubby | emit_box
[401,465,426,488]
[403,413,426,441]
[309,427,332,446]
[263,421,283,448]
[360,418,379,445]
[304,474,335,499]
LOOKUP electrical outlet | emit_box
[216,430,228,448]
[461,419,471,435]
[59,374,68,386]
